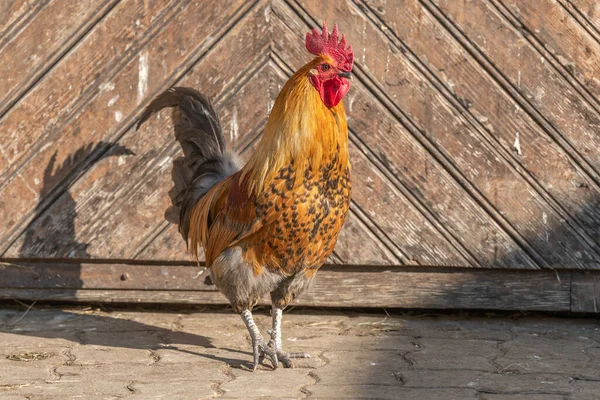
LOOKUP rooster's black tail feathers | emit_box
[137,87,239,240]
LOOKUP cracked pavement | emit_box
[0,306,599,399]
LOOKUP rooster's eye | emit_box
[321,64,330,71]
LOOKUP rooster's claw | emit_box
[253,338,278,370]
[258,339,311,369]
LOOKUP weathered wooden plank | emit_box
[360,0,600,265]
[0,262,573,311]
[0,261,204,290]
[0,0,182,176]
[6,2,266,260]
[330,209,401,265]
[0,0,185,248]
[0,0,117,115]
[432,0,600,179]
[0,0,43,43]
[348,140,469,266]
[498,0,600,100]
[568,0,600,38]
[134,223,195,261]
[571,271,600,313]
[0,0,252,256]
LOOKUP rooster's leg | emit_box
[241,310,278,370]
[266,306,311,368]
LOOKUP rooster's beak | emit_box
[338,71,352,79]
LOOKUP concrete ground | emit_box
[0,305,599,399]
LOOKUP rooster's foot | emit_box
[253,337,279,370]
[241,309,280,370]
[259,339,311,368]
[262,305,311,368]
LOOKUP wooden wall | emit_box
[1,0,599,311]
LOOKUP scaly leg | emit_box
[266,305,311,368]
[241,310,278,370]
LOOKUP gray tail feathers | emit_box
[137,87,240,241]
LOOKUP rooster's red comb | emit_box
[305,22,354,71]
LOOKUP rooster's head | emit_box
[305,22,354,108]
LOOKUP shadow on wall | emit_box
[19,142,134,260]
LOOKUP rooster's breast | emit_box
[251,160,351,275]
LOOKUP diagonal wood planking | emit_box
[0,0,49,47]
[430,0,600,179]
[357,0,600,258]
[499,0,600,100]
[489,0,600,135]
[0,0,119,117]
[568,0,600,37]
[417,0,600,265]
[3,0,258,258]
[0,0,188,251]
[0,0,185,178]
[1,0,599,271]
[0,0,257,251]
[353,0,600,265]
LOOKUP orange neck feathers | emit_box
[242,56,349,194]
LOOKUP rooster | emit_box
[137,22,353,370]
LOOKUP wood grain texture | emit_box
[432,0,600,179]
[0,0,117,115]
[331,209,401,265]
[3,0,253,260]
[0,0,185,250]
[356,0,600,269]
[0,262,574,311]
[0,0,44,44]
[499,0,600,100]
[565,0,600,42]
[571,271,600,313]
